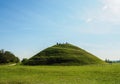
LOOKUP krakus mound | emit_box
[25,43,105,65]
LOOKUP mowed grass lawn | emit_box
[0,64,120,84]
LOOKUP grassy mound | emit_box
[25,43,106,65]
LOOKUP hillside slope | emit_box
[24,43,106,65]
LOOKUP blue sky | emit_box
[0,0,120,60]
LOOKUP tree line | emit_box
[105,59,120,63]
[1,48,120,65]
[0,49,19,64]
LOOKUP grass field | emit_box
[0,64,120,84]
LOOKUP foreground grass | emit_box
[0,64,120,84]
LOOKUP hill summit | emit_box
[24,43,105,65]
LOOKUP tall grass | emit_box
[0,64,120,84]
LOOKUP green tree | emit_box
[21,58,28,65]
[0,49,20,64]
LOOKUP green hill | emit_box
[24,43,106,65]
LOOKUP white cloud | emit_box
[78,0,120,35]
[86,18,93,23]
[83,0,120,24]
[100,0,120,23]
[60,0,120,35]
[102,0,120,13]
[102,5,108,11]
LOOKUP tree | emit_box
[0,49,20,64]
[21,58,28,65]
[105,59,112,63]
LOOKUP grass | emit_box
[0,64,120,84]
[26,43,105,65]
